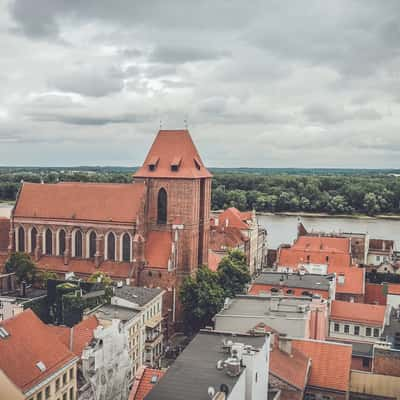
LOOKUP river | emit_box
[258,214,400,249]
[1,203,399,249]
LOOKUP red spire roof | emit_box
[134,130,212,179]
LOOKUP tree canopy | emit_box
[218,249,251,298]
[179,266,225,335]
[5,252,37,283]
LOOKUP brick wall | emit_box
[373,348,400,377]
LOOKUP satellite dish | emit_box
[207,386,216,398]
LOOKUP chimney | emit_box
[337,274,345,285]
[214,217,219,226]
[69,326,74,352]
[20,280,26,297]
[278,335,292,356]
[225,219,229,228]
[270,297,280,312]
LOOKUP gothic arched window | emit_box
[157,188,167,224]
[18,226,25,252]
[58,229,66,256]
[107,232,116,261]
[75,230,83,258]
[30,227,37,254]
[122,233,131,262]
[89,231,97,258]
[45,229,53,255]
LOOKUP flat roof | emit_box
[94,304,139,322]
[145,331,266,400]
[217,295,318,318]
[113,286,163,307]
[254,272,333,291]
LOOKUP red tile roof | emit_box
[329,265,365,295]
[207,250,222,272]
[48,316,99,357]
[330,300,386,326]
[130,367,165,400]
[387,284,400,296]
[14,182,145,223]
[209,225,247,252]
[145,231,172,269]
[270,344,310,391]
[292,339,352,392]
[0,309,76,393]
[134,130,212,179]
[365,283,387,305]
[215,208,252,230]
[36,256,131,279]
[278,235,352,270]
[0,217,10,251]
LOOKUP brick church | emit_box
[8,129,212,326]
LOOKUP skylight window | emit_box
[0,327,9,339]
[151,375,158,384]
[36,361,46,372]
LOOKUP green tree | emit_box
[38,270,58,288]
[5,252,37,283]
[180,266,225,335]
[87,271,113,285]
[217,249,251,297]
[363,192,380,216]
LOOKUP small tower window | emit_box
[170,157,182,172]
[122,233,131,262]
[45,229,53,255]
[107,232,116,261]
[157,188,167,225]
[18,226,25,252]
[148,156,159,171]
[58,229,66,256]
[31,227,37,254]
[89,231,97,258]
[74,230,83,258]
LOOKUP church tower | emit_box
[134,130,212,278]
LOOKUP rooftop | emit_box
[48,315,99,357]
[113,286,164,307]
[217,295,316,318]
[145,331,266,400]
[130,367,165,400]
[134,130,212,179]
[93,304,140,322]
[270,340,310,391]
[292,338,352,392]
[13,182,146,224]
[253,272,333,291]
[145,231,172,269]
[35,256,131,279]
[330,300,386,326]
[0,309,76,393]
[328,265,365,295]
[213,208,253,230]
[0,287,47,301]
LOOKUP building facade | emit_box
[7,129,212,328]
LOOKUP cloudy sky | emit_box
[1,0,400,168]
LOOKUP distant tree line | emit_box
[212,173,400,216]
[1,167,400,216]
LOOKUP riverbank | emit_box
[257,211,400,221]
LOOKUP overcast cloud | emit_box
[1,0,400,167]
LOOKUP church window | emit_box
[122,233,131,262]
[107,232,116,261]
[17,226,25,252]
[74,230,83,258]
[30,227,37,253]
[157,188,167,224]
[58,229,66,256]
[89,231,96,258]
[45,229,53,255]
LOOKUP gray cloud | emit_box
[1,0,400,167]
